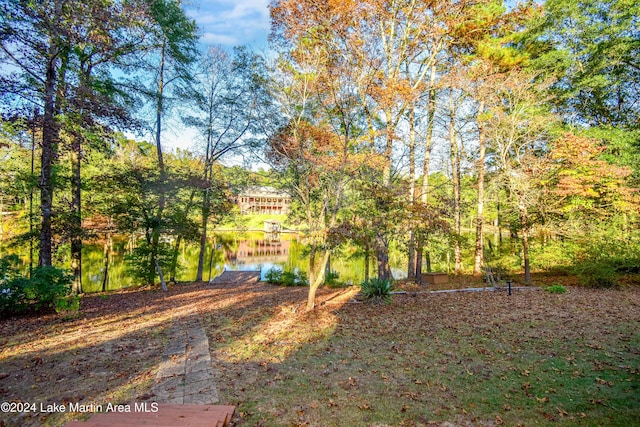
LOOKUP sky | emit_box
[185,0,271,51]
[160,1,271,157]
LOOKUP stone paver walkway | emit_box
[150,313,220,405]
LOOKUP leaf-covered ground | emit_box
[1,279,638,426]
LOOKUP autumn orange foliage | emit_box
[546,134,637,215]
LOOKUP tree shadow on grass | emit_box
[199,284,640,426]
[0,282,279,426]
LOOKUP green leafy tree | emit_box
[124,0,198,289]
[94,139,198,286]
[527,0,639,130]
[0,0,70,267]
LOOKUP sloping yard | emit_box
[1,281,638,426]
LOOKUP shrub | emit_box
[360,278,393,304]
[55,294,81,318]
[281,271,297,286]
[575,262,619,288]
[570,233,640,288]
[282,270,308,286]
[0,280,27,315]
[0,262,73,316]
[296,271,308,286]
[0,254,22,283]
[544,284,568,294]
[0,255,25,314]
[264,267,283,284]
[265,267,307,286]
[325,271,345,288]
[27,266,74,310]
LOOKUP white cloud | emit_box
[186,1,270,48]
[200,32,239,46]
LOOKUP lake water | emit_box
[79,231,407,293]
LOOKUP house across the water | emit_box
[237,186,291,215]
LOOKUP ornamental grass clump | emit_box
[360,278,393,304]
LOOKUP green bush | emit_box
[0,260,73,316]
[575,262,619,288]
[0,280,26,315]
[360,278,393,304]
[0,255,24,314]
[281,271,297,286]
[0,254,22,282]
[282,270,308,286]
[55,294,81,317]
[544,284,568,294]
[570,233,640,288]
[264,267,283,284]
[325,271,345,288]
[28,266,74,310]
[264,267,307,286]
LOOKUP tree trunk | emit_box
[407,232,416,280]
[196,111,214,281]
[473,100,486,276]
[407,106,416,280]
[152,42,167,291]
[155,258,166,291]
[307,249,330,311]
[71,137,82,294]
[101,234,111,292]
[364,246,370,282]
[520,207,531,284]
[376,233,391,280]
[70,60,97,294]
[196,186,209,281]
[415,246,423,284]
[421,65,437,204]
[38,44,59,267]
[497,199,503,246]
[449,90,462,274]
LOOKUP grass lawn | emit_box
[217,213,297,232]
[0,279,638,426]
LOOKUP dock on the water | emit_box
[209,271,261,285]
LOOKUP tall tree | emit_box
[132,0,198,289]
[447,82,464,274]
[485,70,553,283]
[268,12,373,308]
[270,0,476,281]
[448,0,535,276]
[0,0,69,267]
[61,1,145,293]
[185,46,269,282]
[544,133,638,230]
[268,120,368,311]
